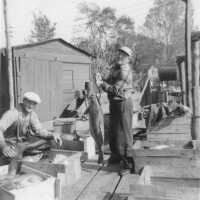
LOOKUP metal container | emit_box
[53,118,76,134]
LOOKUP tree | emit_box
[134,34,166,70]
[73,2,136,72]
[115,16,135,47]
[143,0,186,62]
[28,12,56,43]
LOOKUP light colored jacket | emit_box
[102,64,133,101]
[0,104,51,142]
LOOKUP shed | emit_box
[1,39,93,121]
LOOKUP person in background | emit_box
[96,46,134,172]
[60,90,86,118]
[75,90,86,110]
[0,92,62,165]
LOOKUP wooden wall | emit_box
[13,40,92,121]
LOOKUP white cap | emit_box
[118,46,133,56]
[23,92,42,104]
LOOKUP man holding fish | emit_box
[96,46,135,172]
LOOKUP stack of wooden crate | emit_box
[0,164,57,200]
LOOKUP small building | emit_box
[0,39,93,121]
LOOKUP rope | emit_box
[108,176,122,200]
[75,166,103,200]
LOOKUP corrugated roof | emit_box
[12,38,94,58]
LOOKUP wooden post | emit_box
[191,38,200,140]
[185,0,192,109]
[181,59,187,105]
[176,56,187,105]
[3,0,14,109]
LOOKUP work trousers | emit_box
[109,97,133,159]
[0,136,51,166]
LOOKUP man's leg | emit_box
[122,98,133,156]
[120,98,135,173]
[23,136,51,157]
[108,101,121,164]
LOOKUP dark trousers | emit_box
[0,136,51,166]
[109,97,133,158]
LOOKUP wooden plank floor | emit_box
[62,155,122,200]
[43,114,195,200]
[111,174,140,200]
[61,162,98,200]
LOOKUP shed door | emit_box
[58,64,75,114]
[57,62,90,115]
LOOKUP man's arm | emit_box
[30,112,62,146]
[0,109,18,149]
[0,129,6,149]
[30,112,53,138]
[101,65,131,97]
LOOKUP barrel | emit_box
[53,118,76,134]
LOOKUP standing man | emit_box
[0,92,62,164]
[96,46,134,171]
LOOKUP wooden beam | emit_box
[3,0,14,108]
[129,184,199,200]
[185,0,192,108]
[191,39,200,140]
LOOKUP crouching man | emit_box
[0,92,62,165]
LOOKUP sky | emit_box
[0,0,200,48]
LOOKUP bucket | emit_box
[53,118,76,134]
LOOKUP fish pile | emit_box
[8,139,48,176]
[0,173,44,190]
[52,154,69,165]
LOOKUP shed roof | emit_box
[12,38,93,58]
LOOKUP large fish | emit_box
[0,173,44,190]
[85,83,104,165]
[8,139,48,176]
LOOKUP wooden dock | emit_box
[41,115,200,200]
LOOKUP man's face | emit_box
[117,51,130,65]
[23,98,37,113]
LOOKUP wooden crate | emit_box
[129,183,200,200]
[133,140,193,150]
[23,149,82,187]
[0,165,56,200]
[60,134,95,159]
[132,141,199,173]
[147,132,191,141]
[43,120,96,159]
[128,165,200,200]
[147,115,191,142]
[148,165,200,189]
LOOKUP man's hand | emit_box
[95,73,103,87]
[2,145,17,158]
[52,133,62,146]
